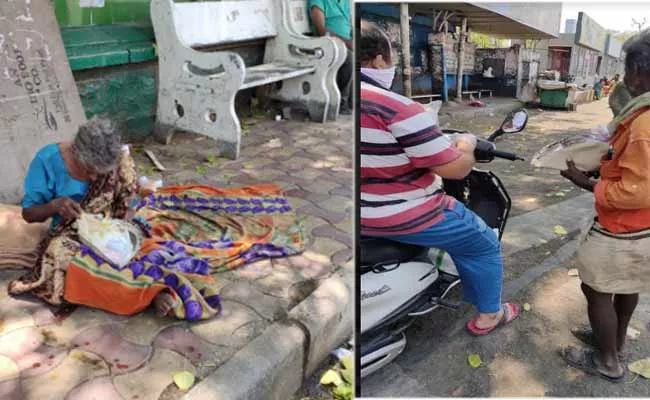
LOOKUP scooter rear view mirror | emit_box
[501,109,529,133]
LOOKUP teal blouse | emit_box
[21,143,89,230]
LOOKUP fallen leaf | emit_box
[173,371,195,391]
[523,303,531,311]
[320,369,343,386]
[627,327,641,339]
[553,225,568,236]
[468,354,482,368]
[333,384,353,399]
[628,358,650,378]
[568,268,579,276]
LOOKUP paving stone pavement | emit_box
[0,115,353,399]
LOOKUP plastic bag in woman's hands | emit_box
[77,213,143,267]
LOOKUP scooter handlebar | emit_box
[490,149,523,161]
[474,138,524,162]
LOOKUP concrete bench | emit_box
[461,90,480,99]
[478,89,493,98]
[151,0,346,159]
[411,93,441,103]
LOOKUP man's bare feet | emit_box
[153,291,176,317]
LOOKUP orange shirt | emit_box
[594,107,650,233]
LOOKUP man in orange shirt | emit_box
[560,30,650,382]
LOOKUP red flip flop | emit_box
[467,303,520,336]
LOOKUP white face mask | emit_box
[361,67,396,90]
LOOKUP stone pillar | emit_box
[455,17,467,102]
[400,3,412,97]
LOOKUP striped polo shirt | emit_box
[360,77,462,236]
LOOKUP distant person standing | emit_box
[309,0,353,114]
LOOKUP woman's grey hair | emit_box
[360,20,392,64]
[71,116,122,173]
[623,28,650,77]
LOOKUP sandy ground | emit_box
[361,257,650,397]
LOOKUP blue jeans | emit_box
[385,201,503,313]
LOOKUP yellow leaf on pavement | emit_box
[173,371,195,391]
[628,358,650,379]
[523,303,531,311]
[320,369,343,386]
[468,354,482,368]
[553,225,568,236]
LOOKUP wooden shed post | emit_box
[400,3,412,97]
[455,17,467,101]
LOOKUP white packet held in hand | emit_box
[531,126,611,171]
[77,213,143,267]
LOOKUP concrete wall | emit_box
[536,39,551,72]
[475,3,562,38]
[569,45,601,86]
[601,56,624,79]
[518,48,540,97]
[606,35,623,58]
[538,31,614,86]
[575,12,607,53]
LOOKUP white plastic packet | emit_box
[77,213,143,267]
[423,100,442,126]
[138,176,163,193]
[531,126,611,171]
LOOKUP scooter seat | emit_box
[359,237,429,272]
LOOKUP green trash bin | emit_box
[539,88,570,109]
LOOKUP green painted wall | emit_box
[54,0,152,27]
[75,63,157,140]
[54,0,157,138]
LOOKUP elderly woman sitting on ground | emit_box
[10,117,176,316]
[560,29,650,382]
[7,117,305,321]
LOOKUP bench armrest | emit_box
[177,47,246,79]
[277,32,343,65]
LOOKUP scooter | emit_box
[359,109,529,378]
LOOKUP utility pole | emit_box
[400,3,412,97]
[455,17,467,102]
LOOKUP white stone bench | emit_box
[151,0,346,159]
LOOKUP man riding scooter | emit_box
[359,21,519,335]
